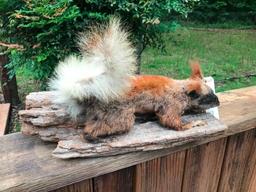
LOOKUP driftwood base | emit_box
[19,92,227,159]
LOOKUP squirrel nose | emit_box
[199,92,220,106]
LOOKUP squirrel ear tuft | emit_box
[190,60,203,79]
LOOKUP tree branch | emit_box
[0,42,24,50]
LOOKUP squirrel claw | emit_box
[182,120,207,130]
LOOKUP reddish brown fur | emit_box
[128,75,173,97]
[83,63,218,139]
[190,60,203,80]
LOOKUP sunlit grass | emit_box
[141,27,256,92]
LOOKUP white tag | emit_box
[204,76,219,119]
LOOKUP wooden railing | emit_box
[0,86,256,192]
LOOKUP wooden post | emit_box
[0,103,11,135]
[0,54,20,105]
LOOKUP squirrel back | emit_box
[49,18,136,117]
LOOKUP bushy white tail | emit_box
[49,18,136,117]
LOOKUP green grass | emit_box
[16,67,41,103]
[179,20,256,29]
[9,67,41,132]
[141,27,256,92]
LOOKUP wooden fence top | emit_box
[0,86,256,192]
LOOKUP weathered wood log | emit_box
[19,91,226,159]
[53,114,226,159]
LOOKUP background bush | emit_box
[2,0,255,87]
[1,0,198,85]
[188,0,256,24]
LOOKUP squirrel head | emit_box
[184,61,219,112]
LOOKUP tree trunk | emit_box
[0,54,20,105]
[135,38,145,75]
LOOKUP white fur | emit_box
[49,18,136,117]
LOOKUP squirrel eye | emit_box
[188,90,200,99]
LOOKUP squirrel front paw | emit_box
[182,120,207,130]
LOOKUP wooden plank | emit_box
[52,179,93,192]
[217,129,256,192]
[93,167,135,192]
[241,137,256,192]
[182,138,227,192]
[0,103,10,135]
[135,151,186,192]
[0,87,255,191]
[219,86,256,134]
[0,133,229,192]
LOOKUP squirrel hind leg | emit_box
[84,107,135,140]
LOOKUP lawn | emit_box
[141,27,256,92]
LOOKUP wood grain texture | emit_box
[219,86,256,133]
[182,138,227,192]
[0,103,10,135]
[135,151,186,192]
[0,132,230,192]
[0,87,256,191]
[241,135,256,192]
[53,114,226,159]
[217,129,256,192]
[52,179,93,192]
[93,167,135,192]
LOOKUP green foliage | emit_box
[189,0,256,23]
[6,0,82,82]
[2,0,197,84]
[0,0,23,51]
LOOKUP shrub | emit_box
[189,0,256,23]
[2,0,198,84]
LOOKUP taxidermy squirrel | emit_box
[49,18,220,140]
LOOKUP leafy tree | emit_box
[0,0,23,52]
[6,0,82,81]
[189,0,256,23]
[3,0,198,84]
